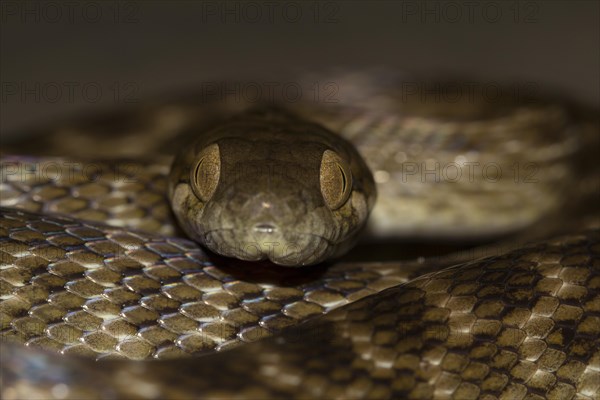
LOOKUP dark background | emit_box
[1,0,598,138]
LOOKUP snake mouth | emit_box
[202,229,333,266]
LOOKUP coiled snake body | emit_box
[0,73,599,399]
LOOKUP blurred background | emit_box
[1,0,598,137]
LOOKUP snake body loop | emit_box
[0,72,599,399]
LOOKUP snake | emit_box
[0,71,599,399]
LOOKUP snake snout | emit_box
[253,223,277,234]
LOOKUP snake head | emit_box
[168,111,376,266]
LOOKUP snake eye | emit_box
[320,149,352,210]
[191,143,221,202]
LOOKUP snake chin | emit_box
[202,229,333,266]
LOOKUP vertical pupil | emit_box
[338,164,346,191]
[191,143,221,202]
[320,150,352,210]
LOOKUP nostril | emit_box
[253,223,277,234]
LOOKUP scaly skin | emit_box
[1,72,599,399]
[1,209,598,399]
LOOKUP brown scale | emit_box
[0,208,598,399]
[1,73,599,399]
